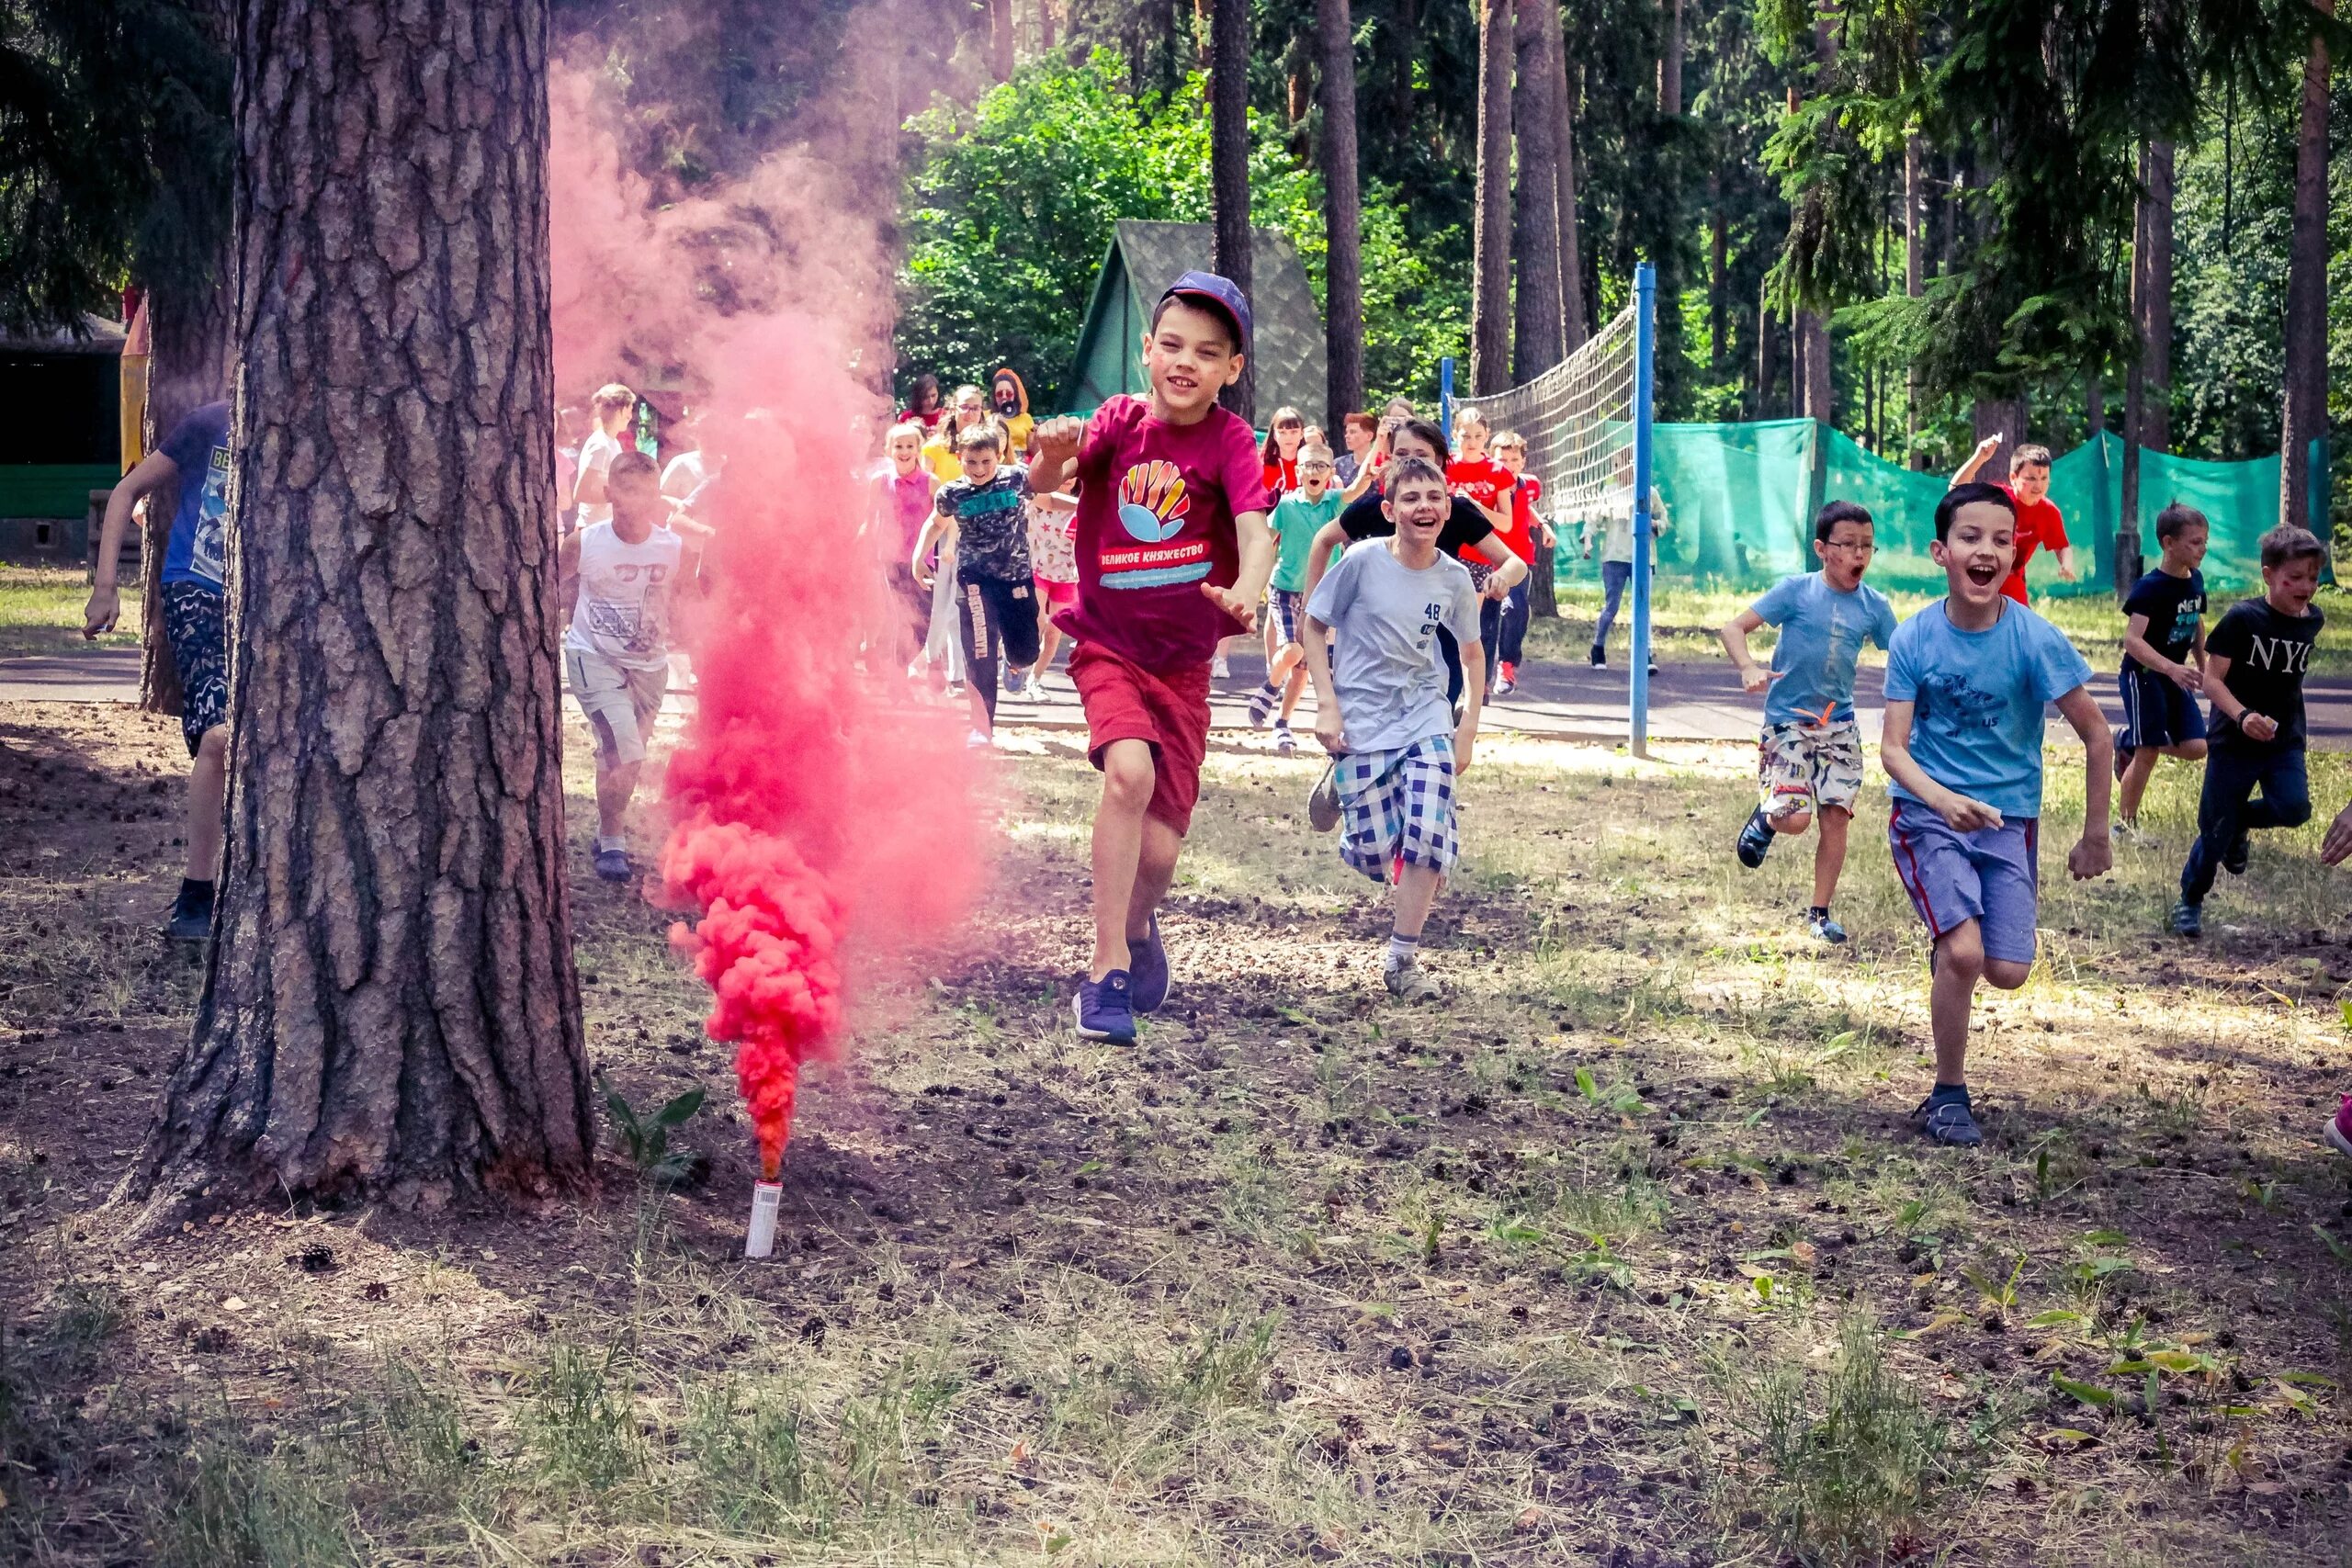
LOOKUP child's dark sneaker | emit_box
[1073,970,1136,1043]
[1736,807,1775,868]
[1001,667,1028,696]
[2111,728,2132,781]
[2327,1096,2352,1159]
[1128,915,1169,1013]
[2222,829,2250,875]
[593,846,634,884]
[1806,909,1848,945]
[164,880,214,942]
[2168,900,2202,938]
[1914,1090,1983,1147]
[1247,687,1275,728]
[1588,645,1606,668]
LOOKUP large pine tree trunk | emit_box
[1469,0,1514,394]
[1510,0,1564,383]
[2141,141,2174,456]
[135,0,592,1212]
[1317,0,1364,427]
[1903,134,1924,467]
[989,0,1015,79]
[135,0,235,717]
[1657,0,1682,116]
[2280,7,2332,534]
[1793,10,1835,424]
[1210,0,1254,421]
[1548,37,1587,351]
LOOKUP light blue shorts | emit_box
[1887,798,2040,965]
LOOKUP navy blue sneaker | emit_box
[1736,808,1775,869]
[593,845,634,884]
[164,886,214,942]
[2222,830,2250,876]
[2169,900,2202,938]
[1915,1092,1983,1147]
[1128,915,1170,1013]
[1073,970,1136,1043]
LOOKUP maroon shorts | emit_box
[1069,641,1213,834]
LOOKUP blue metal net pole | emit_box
[1628,261,1657,759]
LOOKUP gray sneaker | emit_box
[1383,962,1442,1001]
[1307,760,1342,832]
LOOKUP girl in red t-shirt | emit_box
[1259,406,1306,498]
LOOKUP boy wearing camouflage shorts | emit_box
[1718,501,1897,943]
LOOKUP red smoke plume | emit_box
[548,67,982,1180]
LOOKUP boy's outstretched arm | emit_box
[910,514,951,590]
[1202,511,1277,632]
[1470,534,1526,598]
[1454,638,1484,776]
[1720,608,1771,694]
[1027,416,1084,495]
[1301,611,1345,755]
[557,527,582,623]
[2201,653,2278,740]
[1951,434,2001,488]
[2054,685,2114,877]
[2323,800,2352,865]
[1880,701,2004,833]
[1303,519,1351,596]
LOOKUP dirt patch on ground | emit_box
[4,703,2349,1565]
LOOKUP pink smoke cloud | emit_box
[548,63,984,1179]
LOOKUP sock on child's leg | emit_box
[1385,932,1419,972]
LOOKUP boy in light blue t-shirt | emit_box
[1881,483,2113,1148]
[1719,501,1898,944]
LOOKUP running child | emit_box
[1719,501,1898,945]
[1027,480,1080,690]
[1951,435,2075,602]
[2169,525,2326,937]
[83,396,234,941]
[1299,456,1484,1000]
[1486,428,1549,695]
[1026,271,1276,1044]
[1881,482,2111,1146]
[913,424,1038,746]
[2113,503,2211,840]
[1249,442,1345,751]
[870,421,939,668]
[561,451,700,883]
[571,382,636,530]
[1261,406,1308,497]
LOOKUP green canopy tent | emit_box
[1067,220,1327,423]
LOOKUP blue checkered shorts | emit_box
[1336,733,1459,883]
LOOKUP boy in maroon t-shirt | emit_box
[1028,273,1276,1044]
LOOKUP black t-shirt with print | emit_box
[934,464,1033,582]
[2207,597,2323,752]
[1337,492,1495,562]
[2120,567,2205,673]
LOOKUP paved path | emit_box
[12,643,2352,749]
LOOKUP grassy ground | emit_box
[1536,581,2352,677]
[5,701,2352,1564]
[0,565,141,658]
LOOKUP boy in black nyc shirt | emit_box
[2171,525,2327,936]
[2114,504,2211,837]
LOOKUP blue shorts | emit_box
[160,580,228,756]
[2119,667,2207,751]
[1887,799,2040,965]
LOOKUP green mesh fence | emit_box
[1553,420,2298,598]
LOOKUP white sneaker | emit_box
[966,728,993,749]
[1212,654,1232,679]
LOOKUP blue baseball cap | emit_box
[1159,270,1252,352]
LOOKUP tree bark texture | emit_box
[2141,140,2174,456]
[1707,173,1726,374]
[1903,134,1923,466]
[1657,0,1682,116]
[137,0,592,1210]
[1209,0,1254,421]
[989,0,1015,79]
[1317,0,1364,427]
[1469,0,1514,394]
[1510,0,1565,383]
[2279,6,2332,534]
[1545,22,1586,351]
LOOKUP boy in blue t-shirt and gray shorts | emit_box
[1881,483,2113,1147]
[1719,501,1897,944]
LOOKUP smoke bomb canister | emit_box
[744,1180,784,1258]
